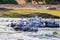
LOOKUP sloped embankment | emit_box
[0,12,60,18]
[0,9,60,18]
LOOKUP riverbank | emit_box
[0,4,60,18]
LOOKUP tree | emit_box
[26,0,32,3]
[45,0,60,4]
[0,0,3,4]
[34,0,39,2]
[8,0,17,4]
[2,0,9,4]
[0,0,17,4]
[55,0,60,4]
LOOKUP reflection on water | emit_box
[0,26,60,40]
[28,34,59,39]
[0,31,60,40]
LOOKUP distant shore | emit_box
[0,4,60,10]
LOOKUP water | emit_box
[0,31,60,40]
[0,18,60,40]
[0,26,60,40]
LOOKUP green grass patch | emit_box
[0,11,60,18]
[0,9,60,18]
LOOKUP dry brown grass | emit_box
[10,9,60,17]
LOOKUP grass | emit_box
[10,9,60,17]
[0,9,60,18]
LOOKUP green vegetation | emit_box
[45,0,60,4]
[0,11,60,18]
[0,0,60,4]
[26,0,60,5]
[0,0,17,4]
[10,9,60,17]
[26,0,32,3]
[0,9,60,18]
